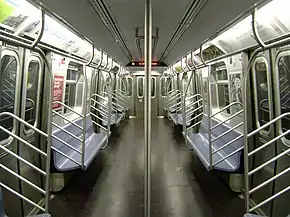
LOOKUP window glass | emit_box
[212,62,230,114]
[24,61,40,131]
[64,63,80,113]
[137,77,144,98]
[278,55,290,139]
[127,78,133,96]
[254,59,270,131]
[160,77,166,96]
[0,55,17,141]
[151,77,156,97]
[160,77,172,97]
[121,78,126,93]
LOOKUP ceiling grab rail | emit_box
[0,12,53,212]
[243,7,290,213]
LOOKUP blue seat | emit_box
[52,114,108,171]
[185,114,243,172]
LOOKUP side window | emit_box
[64,63,79,113]
[0,54,17,141]
[277,55,290,140]
[137,77,144,98]
[160,77,167,97]
[24,60,40,131]
[127,78,133,96]
[253,58,270,132]
[151,77,156,98]
[211,62,230,114]
[121,78,126,93]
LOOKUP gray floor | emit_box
[49,119,244,217]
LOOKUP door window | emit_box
[64,63,80,113]
[277,55,290,140]
[127,78,133,96]
[0,54,18,141]
[137,77,144,98]
[253,58,271,132]
[151,77,156,98]
[160,77,172,97]
[24,60,40,132]
[211,62,230,114]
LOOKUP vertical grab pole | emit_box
[181,58,187,132]
[103,55,111,148]
[82,45,94,169]
[184,54,195,136]
[31,8,52,212]
[200,41,212,170]
[243,7,267,212]
[144,0,152,215]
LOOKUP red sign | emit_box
[53,75,64,110]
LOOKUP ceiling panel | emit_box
[38,0,264,65]
[39,0,129,64]
[163,0,262,64]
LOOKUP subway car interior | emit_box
[0,0,290,216]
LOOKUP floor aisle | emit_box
[49,119,244,217]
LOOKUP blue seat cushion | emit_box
[52,114,108,171]
[185,114,243,172]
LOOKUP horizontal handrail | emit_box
[212,146,244,167]
[91,98,109,109]
[0,144,46,175]
[53,101,84,117]
[51,146,81,166]
[249,129,290,157]
[91,93,108,101]
[185,120,203,131]
[249,185,290,212]
[91,105,109,117]
[90,111,108,123]
[177,98,203,112]
[211,110,243,131]
[52,123,83,142]
[0,182,45,212]
[212,134,244,155]
[210,102,243,118]
[0,163,45,194]
[0,126,47,157]
[91,98,117,113]
[52,111,83,130]
[188,112,204,122]
[249,166,290,195]
[186,105,204,118]
[212,122,244,143]
[0,112,47,137]
[52,135,82,154]
[91,119,108,131]
[249,143,290,176]
[248,112,290,138]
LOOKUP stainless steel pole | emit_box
[144,0,152,216]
